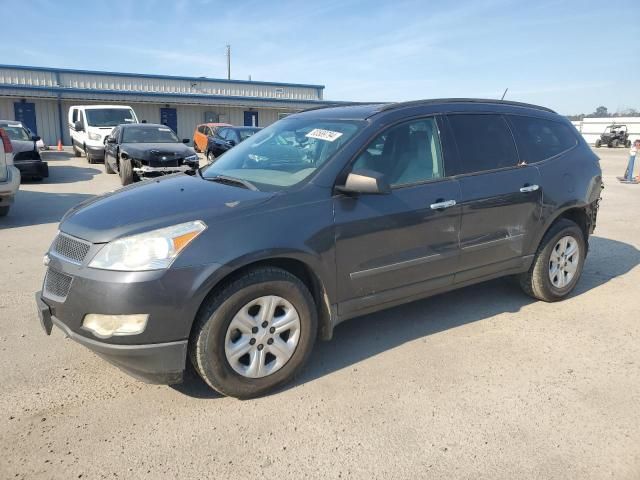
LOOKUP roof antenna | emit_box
[500,88,508,100]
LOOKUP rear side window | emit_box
[447,114,518,174]
[197,125,205,134]
[71,109,78,123]
[508,115,577,163]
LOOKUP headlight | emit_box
[87,132,101,141]
[89,220,206,271]
[184,154,199,162]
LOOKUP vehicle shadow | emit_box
[174,236,639,400]
[20,165,102,185]
[0,189,94,229]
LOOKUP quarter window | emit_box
[508,115,577,163]
[352,118,444,187]
[447,114,518,174]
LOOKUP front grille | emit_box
[52,233,91,264]
[148,150,183,168]
[44,269,73,299]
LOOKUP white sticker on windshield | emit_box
[158,127,171,131]
[305,128,343,142]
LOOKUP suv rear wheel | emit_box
[519,218,586,302]
[189,267,317,398]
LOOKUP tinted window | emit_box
[0,123,30,141]
[508,115,577,162]
[353,118,444,187]
[197,125,205,134]
[72,109,78,123]
[448,114,518,174]
[85,109,135,127]
[122,126,180,143]
[217,128,228,140]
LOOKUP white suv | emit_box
[0,128,21,216]
[69,105,138,163]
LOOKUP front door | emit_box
[244,111,258,127]
[445,113,542,281]
[14,102,37,134]
[334,117,461,316]
[160,108,178,134]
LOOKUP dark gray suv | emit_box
[36,99,603,398]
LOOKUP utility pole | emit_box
[226,44,231,80]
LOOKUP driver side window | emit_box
[353,117,444,187]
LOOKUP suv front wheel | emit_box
[519,218,586,302]
[189,267,318,398]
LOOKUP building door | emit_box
[244,111,258,127]
[160,107,178,133]
[14,101,37,134]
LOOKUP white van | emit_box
[69,105,138,163]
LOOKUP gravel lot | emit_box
[1,147,638,479]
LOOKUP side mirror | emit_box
[182,138,190,144]
[106,136,117,144]
[32,135,41,142]
[226,139,236,147]
[335,169,391,195]
[74,121,83,132]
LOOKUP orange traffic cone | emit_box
[57,139,63,152]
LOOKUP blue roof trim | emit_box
[0,64,325,90]
[0,84,348,106]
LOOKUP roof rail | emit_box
[299,102,385,113]
[377,98,556,114]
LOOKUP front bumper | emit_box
[0,165,20,205]
[36,292,187,383]
[85,145,105,160]
[15,160,49,178]
[134,164,197,176]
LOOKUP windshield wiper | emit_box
[205,174,258,191]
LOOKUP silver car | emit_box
[0,121,48,180]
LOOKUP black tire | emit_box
[72,144,82,157]
[519,218,586,302]
[594,139,601,148]
[104,156,115,174]
[612,139,619,148]
[189,267,318,398]
[206,150,215,164]
[0,205,9,217]
[193,141,200,153]
[119,158,134,185]
[626,140,631,148]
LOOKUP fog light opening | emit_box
[82,314,149,339]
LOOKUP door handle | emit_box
[430,199,457,210]
[520,184,539,193]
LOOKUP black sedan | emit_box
[204,126,261,163]
[0,120,49,181]
[104,123,200,185]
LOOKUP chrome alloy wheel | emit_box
[549,235,580,289]
[224,296,301,378]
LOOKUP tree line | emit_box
[567,106,640,121]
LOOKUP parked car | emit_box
[25,127,48,151]
[69,105,138,163]
[104,123,200,185]
[204,126,261,163]
[36,99,603,398]
[0,128,21,216]
[0,120,49,180]
[192,122,231,153]
[594,124,631,148]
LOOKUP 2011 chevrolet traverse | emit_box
[36,99,603,398]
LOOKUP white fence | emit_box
[571,117,640,146]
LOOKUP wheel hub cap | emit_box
[224,295,301,378]
[549,235,580,288]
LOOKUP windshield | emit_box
[238,128,260,141]
[85,109,136,127]
[122,126,180,143]
[0,124,31,141]
[202,118,362,191]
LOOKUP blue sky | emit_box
[1,0,639,114]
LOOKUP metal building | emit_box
[0,64,333,145]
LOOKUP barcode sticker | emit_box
[305,128,343,142]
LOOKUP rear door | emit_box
[445,113,542,281]
[334,117,461,315]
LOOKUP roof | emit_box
[69,104,135,109]
[199,122,232,127]
[0,64,325,90]
[292,98,557,120]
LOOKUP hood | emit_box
[60,174,276,243]
[121,143,195,160]
[11,139,37,155]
